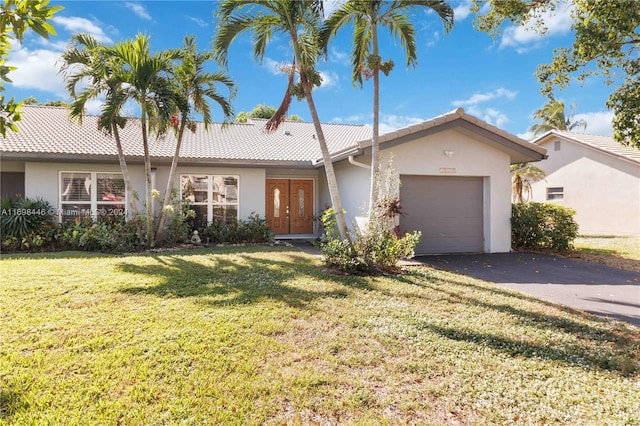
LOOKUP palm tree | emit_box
[60,33,140,222]
[529,99,587,136]
[108,34,179,247]
[320,0,454,217]
[214,0,352,241]
[155,35,236,242]
[511,163,546,203]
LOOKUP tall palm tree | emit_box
[155,35,236,242]
[108,34,179,247]
[60,33,140,221]
[320,0,454,216]
[529,99,587,136]
[214,0,352,241]
[511,163,546,203]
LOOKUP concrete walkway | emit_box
[417,253,640,327]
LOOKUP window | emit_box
[60,172,126,221]
[181,175,239,228]
[554,140,561,151]
[546,187,564,201]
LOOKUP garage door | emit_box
[399,175,484,254]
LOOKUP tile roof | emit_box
[2,105,546,166]
[1,105,372,165]
[537,130,640,164]
[336,107,546,164]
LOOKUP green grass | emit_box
[565,236,640,272]
[574,236,640,260]
[1,246,639,425]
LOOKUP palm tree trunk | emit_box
[155,118,187,242]
[300,69,351,242]
[112,120,139,218]
[112,120,143,242]
[369,22,381,221]
[140,104,155,248]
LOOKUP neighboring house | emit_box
[530,131,640,236]
[0,105,546,254]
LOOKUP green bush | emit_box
[200,213,273,245]
[0,196,57,251]
[319,206,421,274]
[162,200,195,245]
[60,216,141,253]
[512,202,579,251]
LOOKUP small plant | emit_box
[200,213,273,245]
[0,196,57,251]
[162,198,195,245]
[512,202,579,251]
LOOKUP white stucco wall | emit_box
[24,162,147,212]
[531,139,640,236]
[331,128,514,253]
[22,161,266,221]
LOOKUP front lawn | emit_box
[567,236,640,272]
[1,247,639,424]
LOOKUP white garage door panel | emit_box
[400,175,484,254]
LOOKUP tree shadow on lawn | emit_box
[0,389,28,423]
[388,270,640,377]
[118,248,372,309]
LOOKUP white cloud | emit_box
[331,112,424,134]
[452,87,517,107]
[263,57,286,75]
[500,2,573,51]
[573,111,614,136]
[453,0,474,21]
[318,70,338,89]
[52,16,113,43]
[125,2,152,20]
[378,115,425,135]
[426,31,440,48]
[186,16,208,28]
[331,112,369,124]
[329,47,349,65]
[6,45,65,95]
[462,105,510,128]
[323,0,346,18]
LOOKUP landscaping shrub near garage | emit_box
[0,196,58,251]
[199,212,274,244]
[319,205,421,274]
[512,202,579,250]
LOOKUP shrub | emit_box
[319,206,421,274]
[0,196,57,251]
[162,200,195,245]
[60,216,141,253]
[200,213,273,245]
[512,202,579,251]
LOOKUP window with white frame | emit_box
[546,187,564,201]
[180,175,239,228]
[59,172,126,221]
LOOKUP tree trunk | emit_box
[368,22,381,221]
[140,104,155,248]
[300,69,351,242]
[112,119,143,241]
[155,117,187,242]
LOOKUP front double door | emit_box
[266,179,314,235]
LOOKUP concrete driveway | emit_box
[416,252,640,327]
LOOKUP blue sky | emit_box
[5,0,616,139]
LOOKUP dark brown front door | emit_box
[266,179,314,235]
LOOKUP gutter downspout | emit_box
[349,155,371,169]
